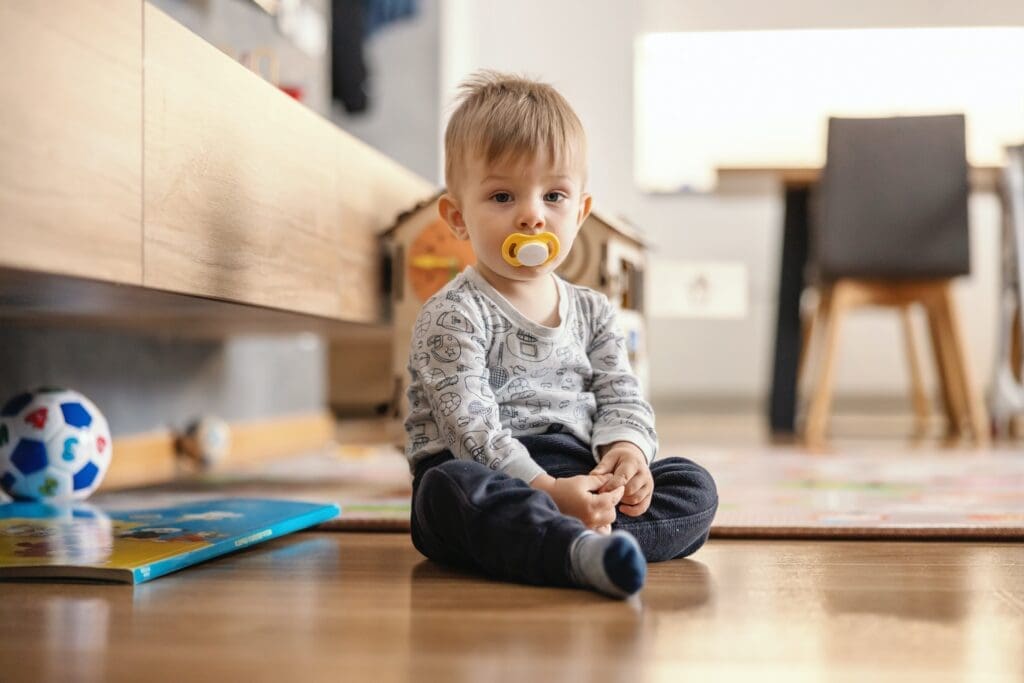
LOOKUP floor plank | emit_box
[1,532,1021,682]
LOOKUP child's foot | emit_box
[569,530,646,599]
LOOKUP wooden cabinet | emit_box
[0,3,433,328]
[334,135,433,322]
[143,5,343,320]
[142,5,432,323]
[0,0,142,285]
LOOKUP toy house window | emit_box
[620,260,644,312]
[391,245,404,302]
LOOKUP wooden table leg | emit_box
[769,185,811,435]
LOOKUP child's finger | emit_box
[598,476,625,493]
[617,500,649,517]
[623,477,651,501]
[619,492,653,516]
[595,486,625,507]
[599,464,638,493]
[590,455,619,477]
[618,483,651,505]
[592,506,617,528]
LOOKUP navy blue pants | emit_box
[410,432,718,588]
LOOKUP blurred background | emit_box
[4,0,1024,447]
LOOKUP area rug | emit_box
[692,446,1024,540]
[94,445,414,531]
[95,444,1024,540]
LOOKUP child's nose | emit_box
[518,205,545,231]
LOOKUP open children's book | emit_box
[0,498,339,584]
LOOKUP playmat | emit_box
[94,445,414,531]
[94,444,1024,540]
[692,446,1024,540]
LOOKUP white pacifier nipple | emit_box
[516,241,550,267]
[501,232,561,267]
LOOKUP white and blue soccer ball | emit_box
[0,388,112,502]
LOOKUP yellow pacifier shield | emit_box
[501,232,561,267]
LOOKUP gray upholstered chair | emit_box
[801,114,988,445]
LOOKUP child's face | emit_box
[440,151,591,285]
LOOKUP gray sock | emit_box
[569,530,647,599]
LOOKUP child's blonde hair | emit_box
[444,70,587,193]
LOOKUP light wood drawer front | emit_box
[334,134,435,321]
[143,5,434,323]
[0,1,142,285]
[143,4,344,319]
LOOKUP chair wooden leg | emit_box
[926,293,964,438]
[804,284,846,449]
[1013,305,1022,383]
[900,305,930,438]
[934,283,990,445]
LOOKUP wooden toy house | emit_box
[328,191,651,419]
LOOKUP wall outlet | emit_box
[648,259,748,319]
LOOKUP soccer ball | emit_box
[0,388,112,502]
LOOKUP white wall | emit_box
[153,0,333,115]
[441,0,1023,406]
[331,0,441,183]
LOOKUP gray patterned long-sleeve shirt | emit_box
[403,266,658,483]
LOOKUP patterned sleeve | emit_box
[404,294,545,483]
[586,294,658,462]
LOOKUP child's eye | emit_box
[544,192,566,202]
[492,192,513,203]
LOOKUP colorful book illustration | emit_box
[0,498,339,584]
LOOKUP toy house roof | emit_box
[380,189,646,246]
[379,189,445,238]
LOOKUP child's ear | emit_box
[577,193,593,226]
[438,193,469,240]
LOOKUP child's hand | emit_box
[531,473,623,531]
[591,442,653,517]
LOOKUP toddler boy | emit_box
[405,71,717,598]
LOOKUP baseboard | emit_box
[334,416,403,446]
[651,394,933,415]
[102,430,179,490]
[101,411,336,491]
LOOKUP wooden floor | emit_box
[2,413,1023,681]
[0,533,1021,681]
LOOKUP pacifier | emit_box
[501,232,561,267]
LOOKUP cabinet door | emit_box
[333,134,436,322]
[143,4,342,319]
[0,1,142,284]
[143,5,433,323]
